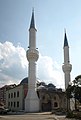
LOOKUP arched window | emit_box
[54,102,58,107]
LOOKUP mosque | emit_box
[6,10,72,112]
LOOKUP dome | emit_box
[48,83,55,88]
[20,77,28,85]
[40,82,46,86]
[37,85,47,91]
[47,83,56,91]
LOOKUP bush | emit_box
[66,110,81,119]
[73,111,81,119]
[66,110,74,118]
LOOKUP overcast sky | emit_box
[0,0,81,88]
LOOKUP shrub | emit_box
[66,110,81,119]
[66,110,74,118]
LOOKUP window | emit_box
[54,102,58,107]
[8,93,10,98]
[14,102,16,107]
[11,93,13,98]
[17,101,19,107]
[8,102,10,106]
[11,102,13,107]
[14,92,16,98]
[17,91,19,97]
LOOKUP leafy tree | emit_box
[66,75,81,110]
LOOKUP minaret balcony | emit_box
[26,49,39,61]
[62,64,72,72]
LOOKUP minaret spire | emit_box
[30,8,35,29]
[64,30,69,47]
[62,30,72,89]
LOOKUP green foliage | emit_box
[66,110,81,119]
[74,75,81,86]
[66,110,74,118]
[66,75,81,110]
[74,112,81,119]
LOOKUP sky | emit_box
[0,0,81,88]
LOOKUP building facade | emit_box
[37,83,67,112]
[0,84,16,108]
[6,85,24,111]
[5,79,67,112]
[6,78,28,111]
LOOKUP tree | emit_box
[66,75,81,111]
[73,75,81,109]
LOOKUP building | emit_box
[6,79,67,112]
[0,84,16,108]
[6,78,28,111]
[37,83,66,112]
[5,11,68,112]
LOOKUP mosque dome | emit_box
[48,83,55,88]
[20,77,28,85]
[47,83,57,91]
[37,85,47,91]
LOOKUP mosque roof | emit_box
[48,83,56,88]
[20,77,28,85]
[20,77,40,85]
[20,77,63,92]
[47,83,57,91]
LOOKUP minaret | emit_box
[25,10,39,112]
[62,31,72,89]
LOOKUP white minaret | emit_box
[25,10,39,112]
[62,31,72,89]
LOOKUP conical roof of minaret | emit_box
[64,31,69,47]
[30,10,35,29]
